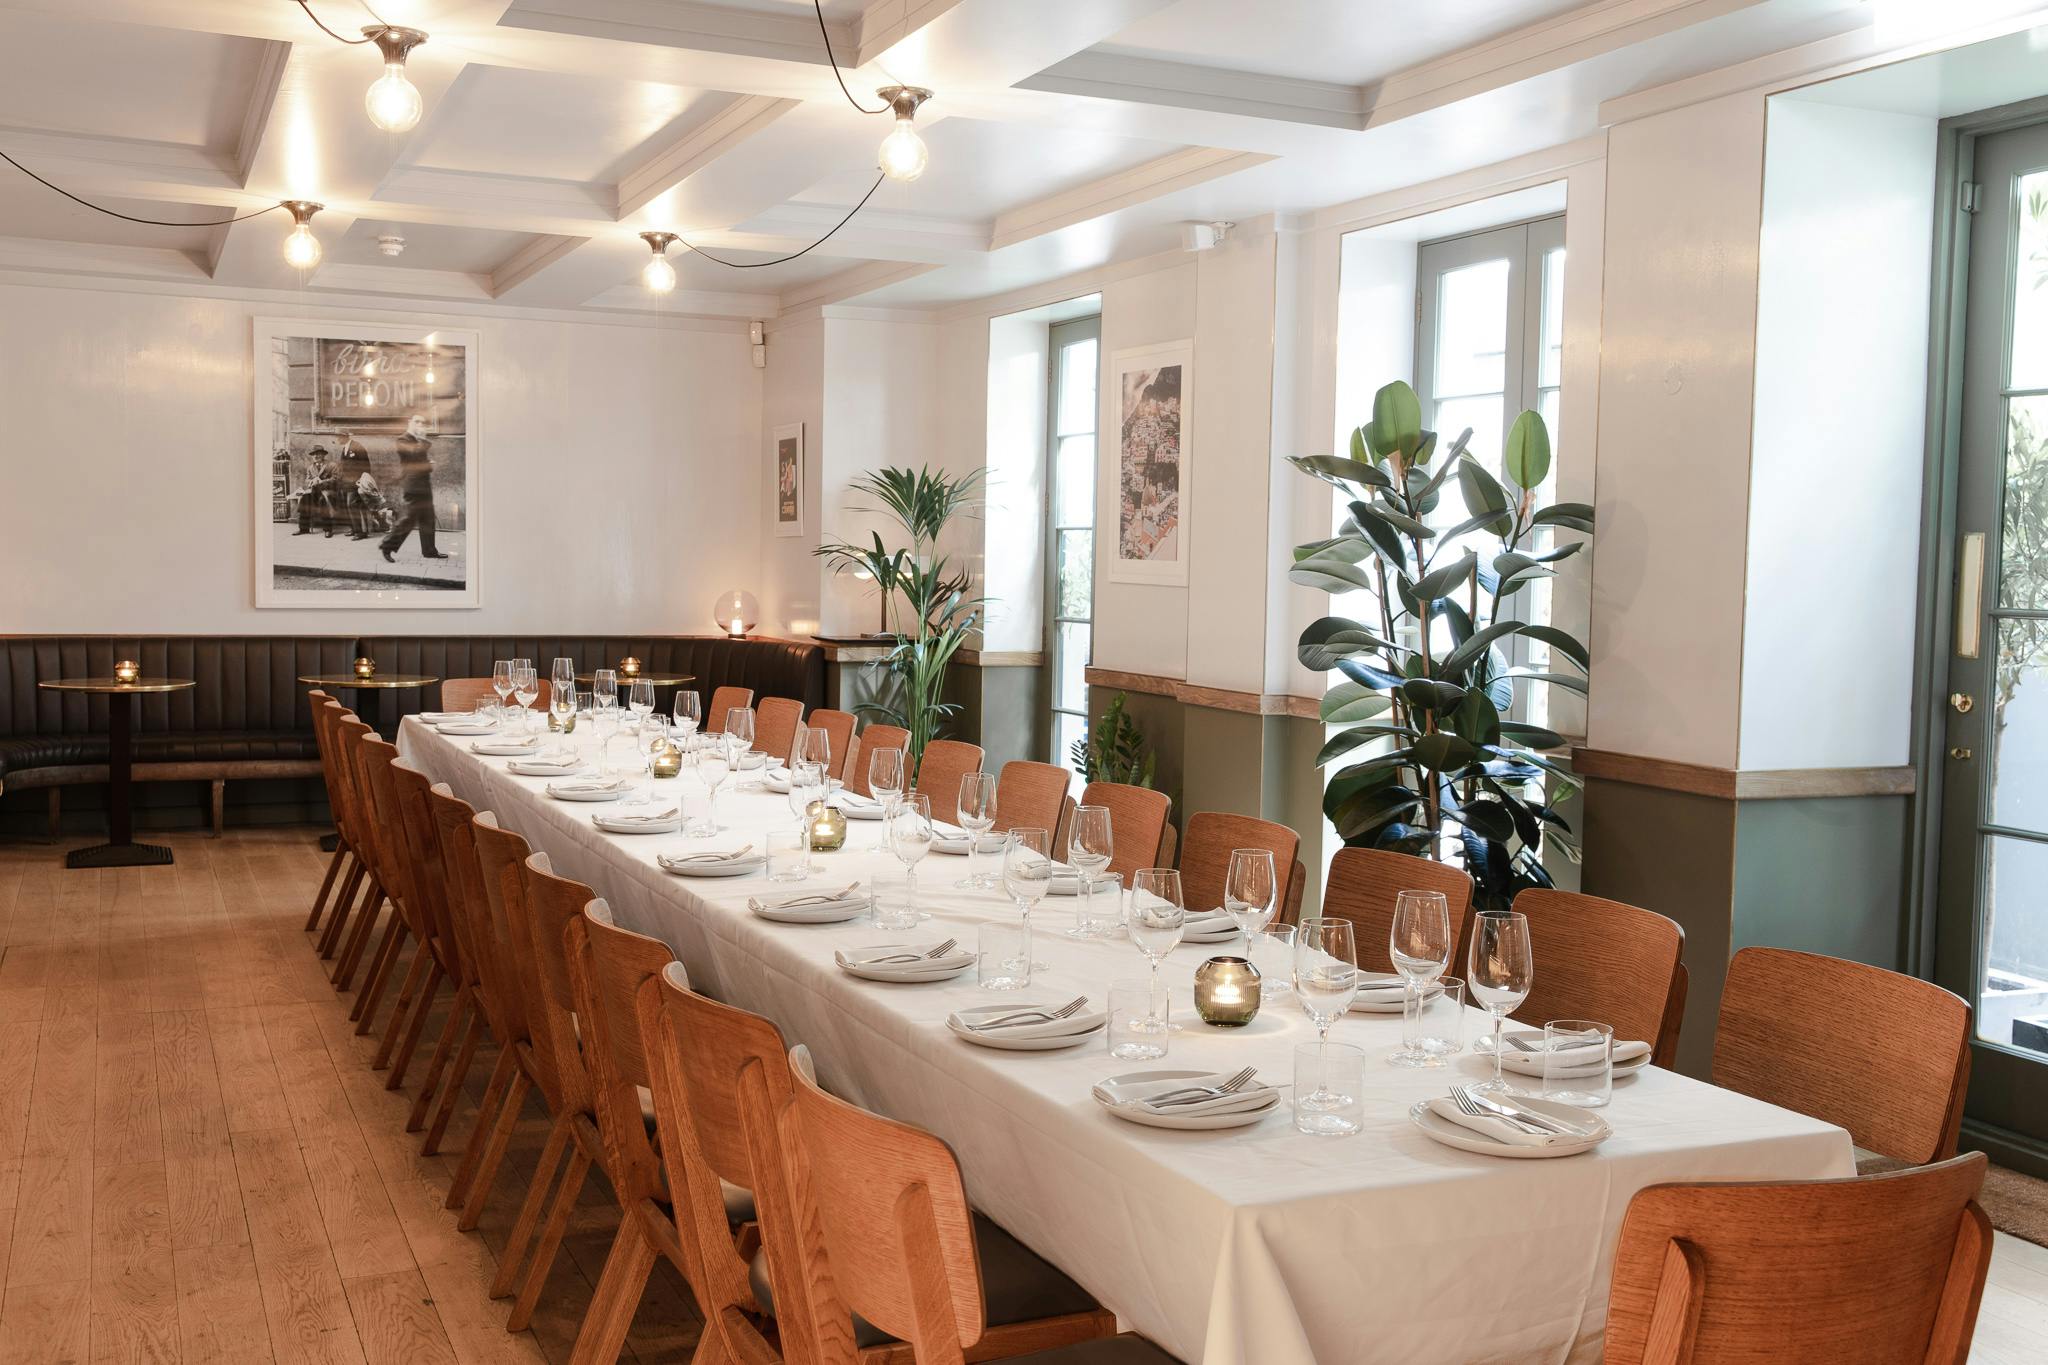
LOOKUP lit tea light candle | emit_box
[353,656,378,679]
[649,737,682,778]
[806,799,847,851]
[1194,956,1262,1027]
[112,659,140,684]
[619,656,642,678]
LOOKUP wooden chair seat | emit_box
[1320,847,1474,974]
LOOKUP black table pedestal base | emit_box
[319,832,341,853]
[67,841,175,869]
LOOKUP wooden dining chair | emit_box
[1506,889,1685,1067]
[807,707,860,780]
[914,740,984,824]
[1177,811,1306,924]
[1320,847,1475,974]
[1603,1153,1991,1364]
[303,691,356,934]
[415,783,507,1152]
[320,714,384,967]
[848,724,911,798]
[1714,947,1971,1167]
[784,1060,1166,1365]
[1077,781,1174,882]
[342,736,425,1035]
[376,761,467,1088]
[441,676,552,713]
[308,699,376,954]
[994,760,1073,842]
[704,685,755,734]
[755,695,806,760]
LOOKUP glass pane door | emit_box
[1047,315,1100,786]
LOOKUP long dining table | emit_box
[398,718,1856,1365]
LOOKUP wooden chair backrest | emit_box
[318,700,363,846]
[640,963,814,1362]
[755,696,805,762]
[1076,782,1173,882]
[357,736,417,917]
[1604,1153,1991,1365]
[1714,947,1971,1165]
[467,814,546,1097]
[334,717,380,878]
[1507,889,1684,1061]
[838,732,862,795]
[566,902,672,1205]
[787,1062,985,1363]
[1177,811,1305,923]
[513,851,597,1114]
[1321,847,1475,974]
[805,709,859,781]
[440,676,553,714]
[424,785,497,1011]
[388,761,460,969]
[914,740,984,825]
[704,686,755,734]
[994,761,1073,842]
[845,726,911,799]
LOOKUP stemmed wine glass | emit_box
[628,678,655,721]
[491,659,514,722]
[802,726,832,791]
[788,759,826,870]
[1468,909,1534,1094]
[548,681,576,735]
[1127,869,1187,1019]
[637,711,669,775]
[956,772,998,890]
[1294,917,1360,1120]
[672,691,701,743]
[691,739,730,834]
[868,746,904,818]
[590,699,619,778]
[888,792,934,926]
[550,657,575,706]
[1223,848,1277,958]
[512,661,539,734]
[592,669,618,712]
[1001,826,1052,971]
[1388,890,1452,1069]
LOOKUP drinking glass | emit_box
[1541,1019,1613,1108]
[1000,827,1052,972]
[672,690,701,738]
[472,697,497,723]
[691,742,730,835]
[549,683,576,732]
[592,669,618,715]
[1072,870,1122,939]
[512,662,540,733]
[1223,848,1277,957]
[638,712,669,774]
[888,792,934,923]
[1467,909,1534,1095]
[1293,1042,1365,1137]
[1293,917,1358,1047]
[590,703,619,777]
[491,659,514,720]
[550,656,575,702]
[868,746,905,817]
[766,827,810,883]
[1388,890,1452,1069]
[724,707,755,757]
[1107,978,1169,1059]
[1415,978,1466,1057]
[787,723,810,773]
[977,923,1031,990]
[802,726,832,786]
[628,678,655,719]
[956,772,998,890]
[789,760,826,868]
[1252,923,1296,995]
[1068,805,1113,896]
[1127,869,1186,1003]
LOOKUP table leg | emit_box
[68,692,173,868]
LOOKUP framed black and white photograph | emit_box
[1108,339,1192,586]
[253,318,480,608]
[773,422,804,538]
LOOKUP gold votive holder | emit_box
[806,799,847,852]
[619,656,642,678]
[649,739,682,778]
[353,656,378,679]
[112,660,141,684]
[1194,956,1261,1027]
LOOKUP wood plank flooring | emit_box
[0,826,2043,1362]
[0,828,701,1364]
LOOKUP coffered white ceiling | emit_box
[0,0,2012,319]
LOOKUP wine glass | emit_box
[956,772,998,890]
[491,659,514,721]
[1294,917,1360,1127]
[628,677,655,720]
[1000,827,1052,974]
[786,722,810,773]
[550,656,575,704]
[691,740,730,834]
[724,708,758,785]
[1068,805,1113,898]
[1388,890,1452,1069]
[590,702,619,778]
[888,792,934,922]
[802,726,832,791]
[672,690,701,738]
[1468,909,1534,1094]
[548,677,575,734]
[638,711,669,775]
[868,745,904,817]
[1223,848,1277,957]
[593,669,618,713]
[1127,869,1187,1006]
[512,662,539,734]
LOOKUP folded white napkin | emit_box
[436,720,499,735]
[548,778,625,795]
[594,808,679,826]
[1496,1035,1652,1078]
[1093,1072,1273,1115]
[1424,1095,1589,1147]
[660,848,755,867]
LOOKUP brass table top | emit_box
[298,674,440,690]
[39,677,196,694]
[572,673,695,686]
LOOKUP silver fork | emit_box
[859,938,959,964]
[968,996,1089,1031]
[1142,1065,1260,1108]
[670,843,756,865]
[1449,1087,1555,1136]
[749,881,859,911]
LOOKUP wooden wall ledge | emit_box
[1085,666,1320,720]
[1571,747,1916,800]
[813,637,1042,667]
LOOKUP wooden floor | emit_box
[0,827,2044,1363]
[0,827,702,1365]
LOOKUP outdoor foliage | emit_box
[1071,691,1156,788]
[1288,379,1592,910]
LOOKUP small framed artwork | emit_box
[252,317,481,609]
[773,423,805,537]
[1108,340,1192,586]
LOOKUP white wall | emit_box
[0,279,763,636]
[1742,97,1937,769]
[759,315,825,637]
[983,312,1048,653]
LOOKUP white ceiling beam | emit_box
[856,0,1178,91]
[501,0,854,66]
[231,38,293,186]
[0,233,210,284]
[488,231,590,297]
[614,93,800,219]
[988,147,1276,252]
[776,257,940,315]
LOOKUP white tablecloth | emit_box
[398,720,1854,1365]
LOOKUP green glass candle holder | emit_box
[1194,956,1261,1026]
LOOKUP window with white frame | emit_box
[1047,315,1100,782]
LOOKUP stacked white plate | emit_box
[837,941,975,982]
[836,795,887,821]
[416,711,471,725]
[471,736,545,756]
[592,807,682,835]
[1091,1070,1281,1129]
[1180,911,1240,945]
[435,719,499,735]
[1409,1092,1611,1158]
[929,825,1003,857]
[546,778,629,802]
[947,1001,1107,1050]
[659,850,768,879]
[1492,1031,1654,1080]
[1346,972,1411,1014]
[508,757,589,777]
[748,890,870,922]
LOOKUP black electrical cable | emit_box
[0,149,283,226]
[294,0,377,44]
[674,171,886,267]
[815,0,888,114]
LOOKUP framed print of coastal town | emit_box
[1108,340,1192,586]
[773,423,804,538]
[253,319,481,609]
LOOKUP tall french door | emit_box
[1937,119,2048,1153]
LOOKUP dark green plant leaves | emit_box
[1437,619,1524,680]
[1533,502,1595,532]
[1330,782,1424,840]
[1337,657,1406,691]
[1412,549,1477,603]
[1357,502,1434,540]
[1517,624,1589,670]
[1412,732,1476,772]
[1497,721,1565,750]
[1503,409,1550,490]
[1449,687,1502,748]
[1458,799,1516,841]
[1290,454,1392,491]
[1367,381,1423,462]
[1314,727,1413,766]
[1456,458,1513,537]
[1400,677,1466,712]
[1319,681,1394,723]
[1507,669,1589,695]
[1297,616,1399,669]
[1289,557,1379,596]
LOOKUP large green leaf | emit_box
[1314,727,1413,767]
[1331,783,1424,840]
[1503,409,1551,490]
[1497,721,1566,750]
[1418,428,1473,500]
[1492,551,1557,594]
[1517,624,1589,670]
[1412,732,1477,772]
[1298,616,1400,669]
[1437,619,1525,680]
[1458,799,1516,842]
[1291,534,1371,564]
[1367,381,1422,462]
[1349,504,1411,568]
[1449,686,1502,748]
[1456,457,1513,536]
[1507,670,1589,696]
[1320,683,1395,724]
[1412,550,1477,603]
[1400,677,1466,712]
[1289,557,1378,596]
[1357,502,1435,539]
[1337,657,1406,691]
[1291,454,1392,491]
[1532,502,1595,532]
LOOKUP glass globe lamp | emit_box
[712,590,759,638]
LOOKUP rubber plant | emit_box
[815,465,987,766]
[1288,379,1592,911]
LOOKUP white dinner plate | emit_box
[1180,915,1240,944]
[508,760,590,778]
[435,721,500,735]
[838,801,886,821]
[1407,1095,1610,1159]
[1092,1071,1282,1130]
[750,894,870,923]
[837,944,976,982]
[592,811,683,834]
[1344,974,1412,1014]
[658,853,767,878]
[945,1002,1108,1049]
[471,738,545,756]
[546,782,629,802]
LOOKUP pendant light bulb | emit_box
[875,86,933,183]
[639,231,680,294]
[280,200,324,270]
[363,27,428,133]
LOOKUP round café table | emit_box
[39,676,196,869]
[299,674,439,851]
[572,672,696,709]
